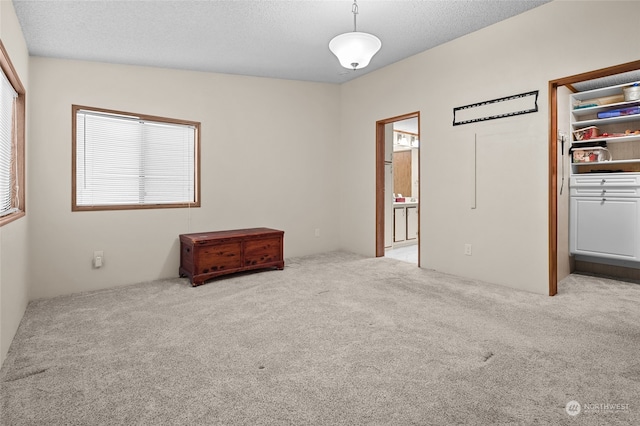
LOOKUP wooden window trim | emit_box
[71,105,201,212]
[0,39,26,227]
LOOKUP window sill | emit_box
[0,210,25,227]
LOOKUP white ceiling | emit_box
[394,117,418,134]
[573,70,640,93]
[12,0,550,84]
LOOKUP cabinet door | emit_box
[570,197,640,260]
[393,150,412,197]
[394,207,406,243]
[384,163,393,248]
[406,206,418,240]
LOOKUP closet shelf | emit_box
[571,133,640,144]
[573,159,640,167]
[573,113,640,128]
[572,99,640,117]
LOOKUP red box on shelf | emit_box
[573,126,599,141]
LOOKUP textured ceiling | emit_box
[572,70,640,93]
[12,0,550,84]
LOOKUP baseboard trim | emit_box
[574,260,640,283]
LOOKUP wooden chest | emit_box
[179,228,284,286]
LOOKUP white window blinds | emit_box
[75,109,196,207]
[0,68,17,217]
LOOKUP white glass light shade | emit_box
[329,31,381,70]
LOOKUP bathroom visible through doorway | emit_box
[375,112,420,267]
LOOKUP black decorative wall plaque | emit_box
[453,90,539,126]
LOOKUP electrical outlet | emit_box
[464,244,472,256]
[314,228,321,237]
[93,250,104,268]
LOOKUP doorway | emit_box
[549,60,640,295]
[375,112,420,266]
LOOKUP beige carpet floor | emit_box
[1,251,639,425]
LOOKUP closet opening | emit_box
[549,59,640,295]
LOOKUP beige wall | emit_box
[338,0,640,294]
[557,85,572,281]
[0,0,30,365]
[4,0,640,364]
[28,59,341,299]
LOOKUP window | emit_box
[72,106,200,211]
[0,41,25,227]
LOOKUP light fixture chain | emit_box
[352,0,358,32]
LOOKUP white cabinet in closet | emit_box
[569,81,640,263]
[570,175,640,261]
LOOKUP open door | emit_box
[376,112,420,266]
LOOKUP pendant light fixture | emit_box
[329,0,381,70]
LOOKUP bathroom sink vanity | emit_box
[393,201,418,246]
